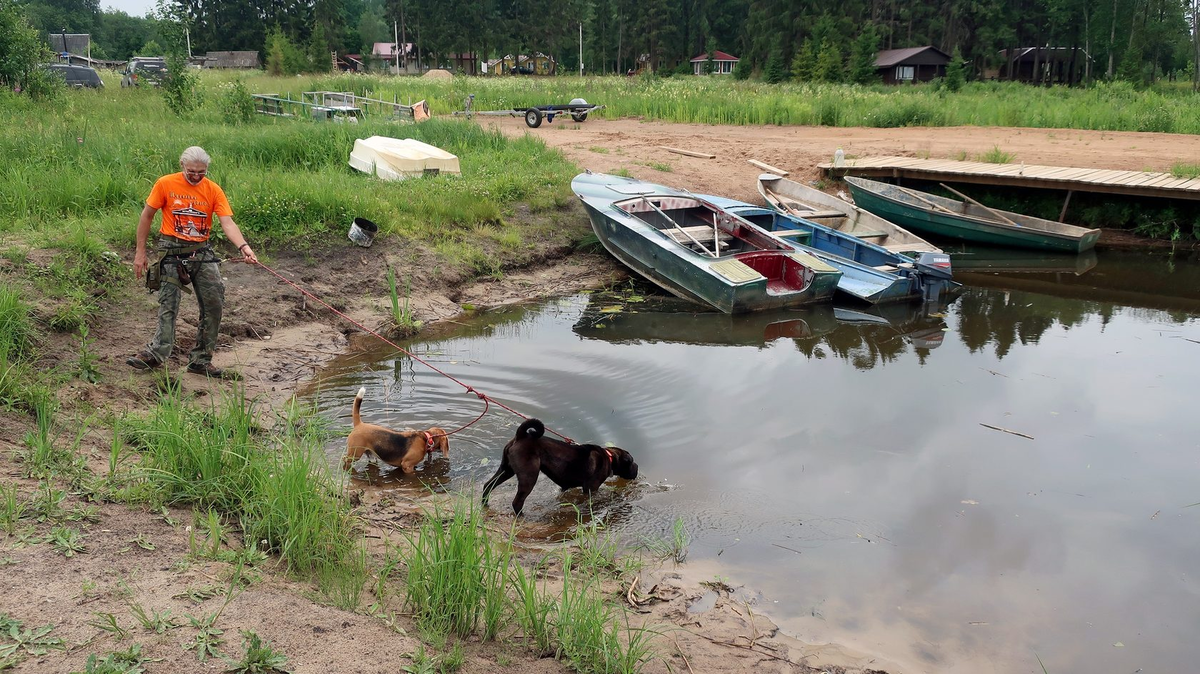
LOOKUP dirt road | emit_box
[482,117,1200,202]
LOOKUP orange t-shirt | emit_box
[146,173,233,243]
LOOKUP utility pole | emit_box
[400,0,407,71]
[185,27,191,59]
[579,22,583,76]
[394,20,400,73]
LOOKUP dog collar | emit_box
[604,448,615,463]
[423,431,435,449]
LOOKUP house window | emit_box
[721,61,733,74]
[895,65,915,81]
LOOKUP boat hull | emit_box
[712,203,923,304]
[580,201,840,313]
[573,173,840,314]
[844,177,1101,253]
[757,174,942,255]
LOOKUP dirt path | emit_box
[480,117,1200,204]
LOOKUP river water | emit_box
[305,248,1200,674]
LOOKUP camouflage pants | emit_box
[146,244,224,367]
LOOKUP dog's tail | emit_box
[515,418,544,441]
[352,387,366,427]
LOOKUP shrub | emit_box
[0,3,52,94]
[945,48,966,92]
[161,51,201,116]
[219,80,256,125]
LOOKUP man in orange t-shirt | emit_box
[128,146,258,379]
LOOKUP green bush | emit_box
[219,80,256,125]
[0,3,52,94]
[161,52,201,116]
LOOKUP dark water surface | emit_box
[305,249,1200,673]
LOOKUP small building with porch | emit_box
[874,46,950,84]
[690,51,739,75]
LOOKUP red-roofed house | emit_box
[690,51,739,75]
[874,46,950,84]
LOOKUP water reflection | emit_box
[953,247,1200,315]
[303,249,1200,674]
[573,294,951,369]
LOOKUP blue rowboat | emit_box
[699,194,958,305]
[572,172,841,314]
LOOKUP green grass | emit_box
[294,73,1200,133]
[121,385,359,578]
[979,146,1015,164]
[1171,163,1200,179]
[0,78,579,276]
[403,497,513,638]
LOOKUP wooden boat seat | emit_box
[665,225,734,245]
[851,230,888,239]
[795,210,845,219]
[873,262,915,273]
[772,229,812,243]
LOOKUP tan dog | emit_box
[343,387,450,472]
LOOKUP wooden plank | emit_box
[1055,168,1102,181]
[748,159,788,175]
[1153,177,1200,190]
[1105,171,1144,185]
[1141,174,1181,188]
[984,164,1030,176]
[661,146,715,159]
[1071,169,1127,184]
[1036,166,1087,180]
[1122,172,1163,187]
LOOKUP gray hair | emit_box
[179,146,211,166]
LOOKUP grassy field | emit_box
[283,73,1200,133]
[0,76,579,275]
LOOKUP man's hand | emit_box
[239,244,259,265]
[133,250,148,279]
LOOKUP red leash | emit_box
[250,260,574,443]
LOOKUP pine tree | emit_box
[944,47,966,91]
[309,23,331,72]
[813,38,844,83]
[791,40,818,80]
[847,27,878,84]
[763,47,787,83]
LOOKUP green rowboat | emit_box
[844,176,1101,253]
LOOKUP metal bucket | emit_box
[348,217,378,248]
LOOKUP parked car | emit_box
[42,63,104,88]
[121,57,168,87]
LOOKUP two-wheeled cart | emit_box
[455,96,604,128]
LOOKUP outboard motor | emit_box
[913,252,955,303]
[913,252,953,281]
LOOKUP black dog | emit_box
[481,419,639,515]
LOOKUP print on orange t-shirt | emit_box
[146,173,233,243]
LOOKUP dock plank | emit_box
[827,156,1200,201]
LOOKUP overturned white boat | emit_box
[348,136,461,180]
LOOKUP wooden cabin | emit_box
[874,46,950,84]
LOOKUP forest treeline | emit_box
[16,0,1200,86]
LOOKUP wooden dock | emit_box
[818,156,1200,201]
